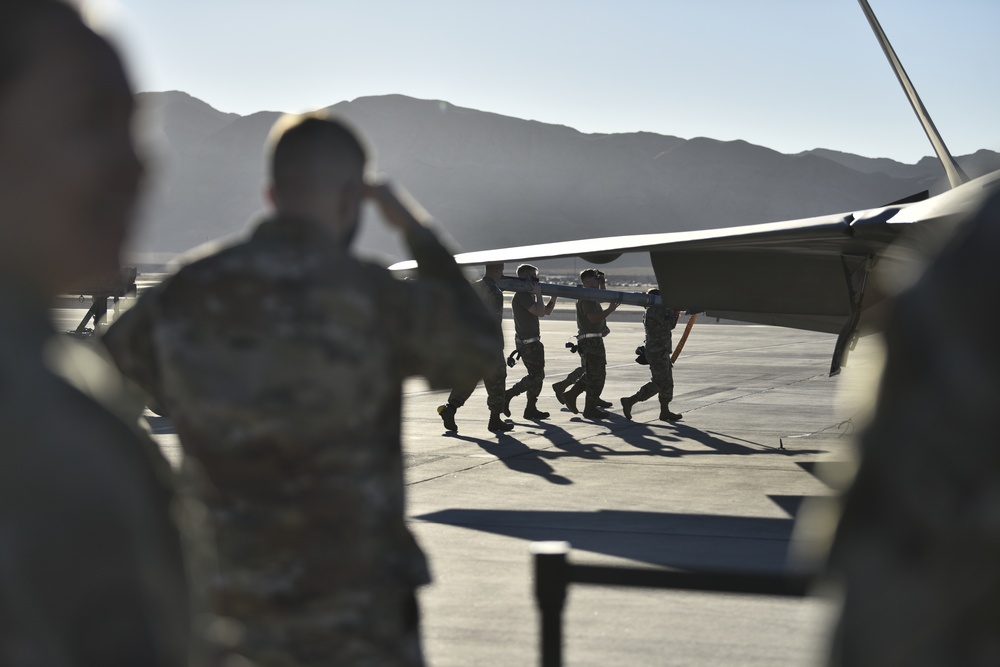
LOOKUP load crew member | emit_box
[502,264,557,420]
[621,288,683,422]
[552,268,620,420]
[438,262,513,433]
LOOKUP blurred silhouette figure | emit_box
[104,112,499,666]
[437,262,512,433]
[0,1,191,664]
[826,188,1000,666]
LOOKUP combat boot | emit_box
[552,379,570,405]
[502,388,519,417]
[582,397,609,420]
[437,403,458,432]
[563,383,584,414]
[659,405,683,422]
[488,410,514,433]
[620,395,638,420]
[523,399,550,420]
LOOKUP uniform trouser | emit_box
[508,341,545,402]
[560,366,584,388]
[633,351,674,408]
[237,588,424,667]
[448,349,506,413]
[575,337,606,400]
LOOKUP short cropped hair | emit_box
[0,1,81,100]
[268,112,368,198]
[516,264,538,278]
[580,268,603,281]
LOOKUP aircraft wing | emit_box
[391,170,1000,372]
[394,210,886,334]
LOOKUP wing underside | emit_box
[392,171,999,336]
[396,210,900,335]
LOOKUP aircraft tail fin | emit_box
[858,0,968,189]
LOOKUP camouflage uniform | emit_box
[630,303,677,409]
[566,299,607,403]
[445,274,506,414]
[507,290,546,403]
[826,190,1000,666]
[0,288,189,666]
[560,366,584,388]
[104,215,499,666]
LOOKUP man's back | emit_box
[643,303,675,356]
[107,214,496,664]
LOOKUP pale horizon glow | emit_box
[104,0,998,164]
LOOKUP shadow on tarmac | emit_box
[430,416,830,491]
[414,505,812,571]
[498,417,827,464]
[443,432,573,485]
[642,422,827,458]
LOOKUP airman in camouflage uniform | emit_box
[104,114,500,666]
[620,289,683,422]
[437,263,512,433]
[554,269,620,420]
[552,366,584,406]
[0,3,191,664]
[503,264,558,420]
[825,190,1000,666]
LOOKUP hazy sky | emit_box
[96,0,998,163]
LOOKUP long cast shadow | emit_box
[527,419,618,460]
[444,432,572,485]
[437,418,829,487]
[610,419,828,458]
[415,503,814,572]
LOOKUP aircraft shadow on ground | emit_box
[414,504,812,571]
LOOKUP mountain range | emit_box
[129,91,1000,267]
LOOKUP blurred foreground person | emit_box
[826,189,1000,666]
[0,1,190,664]
[104,113,499,666]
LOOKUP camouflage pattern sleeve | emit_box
[102,281,169,411]
[643,303,674,356]
[389,224,501,388]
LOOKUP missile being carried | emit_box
[494,278,661,308]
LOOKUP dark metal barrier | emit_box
[530,541,816,667]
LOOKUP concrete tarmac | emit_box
[55,301,877,666]
[398,316,874,667]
